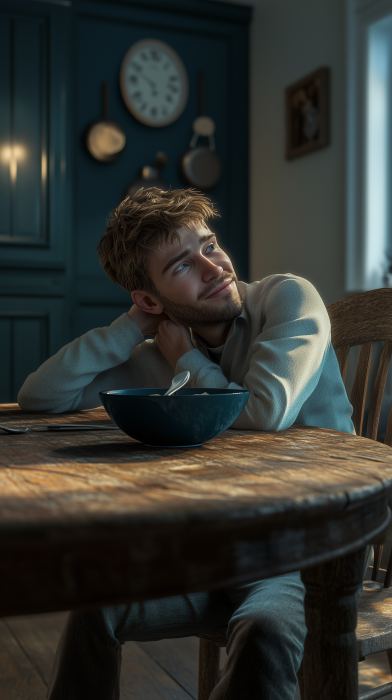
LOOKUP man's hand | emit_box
[155,315,193,368]
[127,304,169,335]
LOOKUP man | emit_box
[18,188,353,700]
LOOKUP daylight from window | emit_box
[365,16,392,289]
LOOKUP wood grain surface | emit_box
[327,289,392,349]
[1,611,200,700]
[1,405,392,616]
[0,619,47,699]
[302,548,367,699]
[357,581,392,658]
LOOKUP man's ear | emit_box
[131,290,164,315]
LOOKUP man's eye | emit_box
[206,243,216,253]
[175,262,188,273]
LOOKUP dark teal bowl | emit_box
[99,388,249,447]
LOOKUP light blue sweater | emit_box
[18,274,354,434]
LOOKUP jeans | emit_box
[47,571,306,700]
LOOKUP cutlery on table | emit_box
[1,371,191,434]
[0,424,119,435]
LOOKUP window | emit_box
[346,0,392,291]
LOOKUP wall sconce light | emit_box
[0,144,27,183]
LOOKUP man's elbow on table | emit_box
[232,391,294,432]
[17,376,74,414]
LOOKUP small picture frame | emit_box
[285,67,330,160]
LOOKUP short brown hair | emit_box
[97,187,218,295]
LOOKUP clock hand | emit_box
[140,74,157,90]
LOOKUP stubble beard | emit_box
[157,274,244,327]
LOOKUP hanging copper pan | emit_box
[86,82,126,162]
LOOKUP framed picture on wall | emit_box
[285,67,330,160]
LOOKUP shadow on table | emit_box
[50,441,197,463]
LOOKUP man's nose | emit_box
[201,257,223,282]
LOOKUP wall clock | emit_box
[120,39,188,127]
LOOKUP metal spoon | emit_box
[1,374,192,433]
[0,423,119,435]
[164,371,190,396]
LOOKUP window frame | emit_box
[346,0,392,291]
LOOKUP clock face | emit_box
[120,39,188,127]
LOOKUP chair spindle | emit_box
[335,345,350,383]
[350,342,373,436]
[371,544,384,582]
[384,548,392,589]
[384,401,392,447]
[366,340,392,441]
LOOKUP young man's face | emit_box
[147,223,243,327]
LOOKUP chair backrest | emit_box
[327,288,392,444]
[327,289,392,588]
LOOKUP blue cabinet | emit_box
[0,0,250,403]
[0,13,47,243]
[0,0,70,264]
[0,296,66,403]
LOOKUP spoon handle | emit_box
[0,424,119,434]
[164,370,190,396]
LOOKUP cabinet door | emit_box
[0,297,66,403]
[0,0,70,266]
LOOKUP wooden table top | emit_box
[1,403,392,616]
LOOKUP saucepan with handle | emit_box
[180,69,222,191]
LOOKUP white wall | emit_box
[249,0,346,306]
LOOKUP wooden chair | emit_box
[196,288,392,700]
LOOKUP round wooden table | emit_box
[1,404,392,700]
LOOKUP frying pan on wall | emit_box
[86,82,126,162]
[180,70,221,190]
